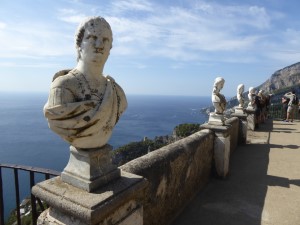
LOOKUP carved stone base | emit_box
[33,171,146,225]
[61,145,120,192]
[234,106,244,114]
[208,112,225,126]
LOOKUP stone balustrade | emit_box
[121,129,214,225]
[33,116,248,225]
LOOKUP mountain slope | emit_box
[257,62,300,93]
[225,62,300,109]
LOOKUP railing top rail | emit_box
[0,163,60,176]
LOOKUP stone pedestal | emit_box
[245,108,256,131]
[200,123,231,178]
[32,171,147,225]
[208,112,225,126]
[61,145,120,192]
[234,106,244,114]
[231,112,247,144]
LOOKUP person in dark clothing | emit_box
[254,94,261,127]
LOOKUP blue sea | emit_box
[0,93,210,220]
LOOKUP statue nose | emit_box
[95,39,104,48]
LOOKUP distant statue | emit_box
[237,84,245,108]
[248,87,255,108]
[212,77,226,114]
[44,16,127,149]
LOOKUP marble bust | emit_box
[44,16,127,149]
[247,87,255,108]
[212,77,226,114]
[237,84,245,107]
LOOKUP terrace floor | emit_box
[173,118,300,225]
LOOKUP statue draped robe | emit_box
[44,69,127,149]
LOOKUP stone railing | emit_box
[32,116,247,225]
[120,116,243,225]
[121,129,214,225]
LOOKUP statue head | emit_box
[213,77,225,91]
[75,16,113,63]
[249,87,255,94]
[237,84,244,95]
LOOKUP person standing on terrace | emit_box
[284,90,298,123]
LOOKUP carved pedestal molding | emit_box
[32,171,146,225]
[234,106,244,114]
[245,108,256,131]
[231,113,248,144]
[208,112,225,126]
[61,145,120,192]
[201,124,231,178]
[33,146,146,225]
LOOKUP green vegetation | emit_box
[6,198,46,225]
[174,123,201,138]
[112,123,202,166]
[112,139,167,166]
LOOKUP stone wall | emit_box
[33,116,243,225]
[121,129,214,225]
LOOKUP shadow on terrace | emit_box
[173,119,300,225]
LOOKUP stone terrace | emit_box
[173,119,300,225]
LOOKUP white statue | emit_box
[248,87,255,108]
[44,16,127,149]
[212,77,226,114]
[237,84,245,108]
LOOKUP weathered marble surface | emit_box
[209,77,226,125]
[235,84,245,114]
[208,112,225,126]
[211,77,226,114]
[61,145,120,192]
[44,16,127,149]
[237,84,245,108]
[33,171,146,225]
[247,87,255,109]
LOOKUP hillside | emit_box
[257,62,300,93]
[224,62,300,109]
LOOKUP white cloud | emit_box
[0,0,295,66]
[111,0,153,13]
[0,21,74,59]
[57,8,87,24]
[104,1,272,62]
[0,22,6,29]
[262,28,300,64]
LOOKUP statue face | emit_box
[79,20,112,66]
[239,86,244,94]
[218,81,224,90]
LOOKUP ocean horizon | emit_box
[0,92,211,220]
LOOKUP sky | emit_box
[1,0,300,97]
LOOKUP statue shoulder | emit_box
[51,69,77,90]
[52,69,72,82]
[105,75,115,82]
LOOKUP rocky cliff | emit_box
[257,62,300,93]
[219,62,300,110]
